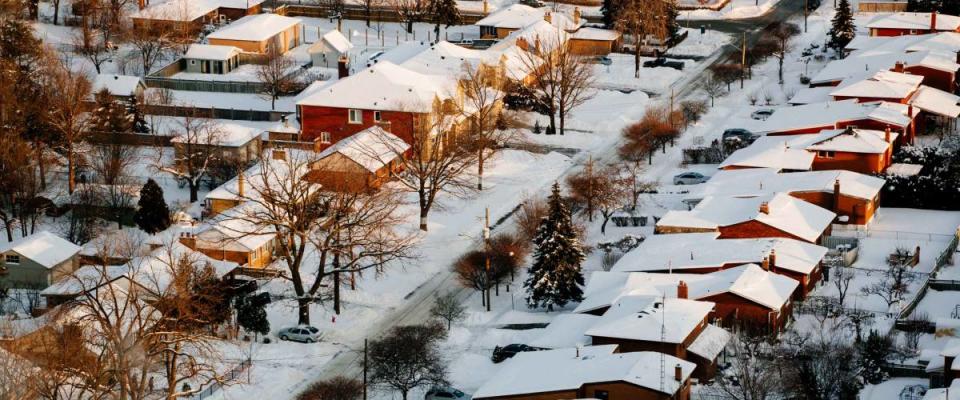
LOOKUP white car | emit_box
[751,109,775,121]
[277,326,321,343]
[673,172,708,185]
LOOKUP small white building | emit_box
[309,29,353,67]
[91,74,147,100]
[183,44,243,74]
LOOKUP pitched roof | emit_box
[91,74,144,97]
[472,347,696,399]
[132,0,265,21]
[688,324,732,360]
[585,296,714,344]
[207,14,301,42]
[296,61,455,113]
[475,4,543,28]
[806,128,895,154]
[185,44,241,60]
[571,27,621,41]
[691,264,798,309]
[657,193,837,242]
[611,232,828,275]
[0,231,80,269]
[319,29,353,53]
[527,313,599,349]
[908,85,960,117]
[755,100,912,134]
[719,135,816,171]
[316,125,410,173]
[687,168,886,202]
[866,12,960,31]
[830,70,923,100]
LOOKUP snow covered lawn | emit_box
[677,0,780,20]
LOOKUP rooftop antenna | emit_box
[659,294,667,393]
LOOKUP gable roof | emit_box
[0,231,80,269]
[207,14,301,42]
[688,324,732,360]
[611,232,828,275]
[319,29,353,53]
[719,136,816,171]
[92,74,145,97]
[185,44,241,60]
[316,125,410,173]
[755,100,912,134]
[296,61,455,113]
[131,0,265,21]
[830,70,923,100]
[657,193,837,242]
[866,12,960,32]
[585,296,714,344]
[687,168,886,202]
[691,264,798,309]
[908,85,960,117]
[806,128,896,154]
[472,347,695,399]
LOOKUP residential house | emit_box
[928,338,960,388]
[722,128,899,174]
[305,126,410,192]
[472,345,696,400]
[207,14,302,54]
[866,12,960,37]
[475,4,620,55]
[611,232,827,296]
[309,29,354,68]
[756,100,915,141]
[685,168,886,225]
[183,44,242,74]
[180,204,278,269]
[569,27,623,55]
[830,70,923,103]
[810,50,959,90]
[171,119,263,173]
[655,192,837,244]
[131,0,264,33]
[203,149,311,217]
[0,232,81,289]
[91,74,146,101]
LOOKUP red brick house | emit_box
[757,100,915,141]
[305,126,409,192]
[722,128,900,174]
[866,12,960,37]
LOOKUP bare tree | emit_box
[457,62,512,191]
[47,62,92,194]
[0,126,36,241]
[158,111,223,202]
[369,324,448,400]
[256,42,299,110]
[516,30,595,135]
[390,0,428,33]
[0,348,38,399]
[566,158,627,233]
[709,333,785,400]
[298,376,364,400]
[831,262,855,307]
[860,247,918,310]
[765,22,800,84]
[123,21,172,76]
[703,75,726,107]
[72,18,112,74]
[452,250,490,308]
[430,291,466,330]
[615,0,673,77]
[709,63,741,91]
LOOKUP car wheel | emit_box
[306,338,315,343]
[280,335,288,341]
[676,181,684,185]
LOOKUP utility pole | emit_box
[740,32,746,89]
[484,207,491,312]
[363,338,368,400]
[804,0,809,33]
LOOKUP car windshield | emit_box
[304,326,319,333]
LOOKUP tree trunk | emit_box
[67,145,75,194]
[633,45,641,78]
[547,111,557,135]
[559,112,566,135]
[52,0,60,24]
[477,149,484,190]
[778,55,784,84]
[297,297,311,325]
[189,181,199,203]
[480,289,485,307]
[419,208,429,231]
[333,252,341,315]
[601,215,610,234]
[35,140,46,190]
[406,20,413,33]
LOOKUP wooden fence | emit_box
[142,104,288,122]
[189,357,252,400]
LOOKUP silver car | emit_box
[278,326,321,343]
[673,172,708,185]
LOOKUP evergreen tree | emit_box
[236,293,271,338]
[858,330,892,384]
[89,89,133,135]
[524,182,585,311]
[127,96,149,134]
[431,0,461,42]
[601,0,620,28]
[828,0,856,54]
[133,178,171,234]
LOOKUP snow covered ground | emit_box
[677,0,780,20]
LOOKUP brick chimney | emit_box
[179,232,196,250]
[761,256,770,271]
[338,55,349,79]
[956,50,960,65]
[272,149,287,161]
[893,61,904,73]
[677,280,688,299]
[544,11,552,24]
[138,0,145,10]
[833,178,842,213]
[482,0,489,14]
[237,172,245,198]
[768,249,776,269]
[674,364,683,382]
[931,11,937,31]
[759,201,770,214]
[885,127,892,143]
[573,7,581,25]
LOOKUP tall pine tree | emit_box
[133,178,171,234]
[858,330,892,384]
[432,0,461,42]
[601,0,620,28]
[828,0,855,55]
[524,182,585,311]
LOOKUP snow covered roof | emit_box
[687,168,886,202]
[811,50,959,85]
[132,0,265,21]
[475,4,543,28]
[830,70,923,100]
[472,347,696,398]
[194,203,277,252]
[316,126,410,173]
[719,136,815,171]
[866,12,960,32]
[585,296,714,344]
[527,313,599,349]
[185,44,241,60]
[611,232,828,275]
[789,87,835,105]
[207,14,301,43]
[755,100,912,134]
[922,381,960,400]
[943,338,960,357]
[806,128,896,154]
[296,61,456,113]
[688,324,731,360]
[571,27,621,41]
[886,162,924,176]
[691,264,798,309]
[127,241,238,292]
[205,150,313,201]
[905,32,960,55]
[169,120,264,147]
[92,74,144,97]
[657,192,837,243]
[908,85,960,117]
[0,231,80,269]
[318,29,353,53]
[510,20,570,52]
[40,265,128,296]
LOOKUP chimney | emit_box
[885,127,892,143]
[272,149,287,161]
[761,256,770,271]
[932,11,937,31]
[237,173,245,198]
[759,202,770,214]
[894,61,904,73]
[833,178,842,213]
[677,281,688,299]
[573,7,581,25]
[138,0,145,10]
[768,249,777,269]
[544,11,552,24]
[338,55,349,79]
[674,364,683,382]
[179,232,196,250]
[482,0,489,14]
[955,50,960,65]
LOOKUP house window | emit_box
[348,109,363,124]
[4,254,19,264]
[817,150,836,158]
[594,390,610,400]
[374,111,382,122]
[321,132,332,143]
[190,60,196,65]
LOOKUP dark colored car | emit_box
[492,344,544,363]
[643,58,685,70]
[722,128,758,144]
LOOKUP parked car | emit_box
[722,128,758,144]
[277,326,322,343]
[425,386,471,400]
[643,57,685,70]
[750,109,775,121]
[366,51,385,67]
[590,55,613,66]
[673,171,709,185]
[492,344,544,363]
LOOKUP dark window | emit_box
[4,254,20,264]
[594,390,609,400]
